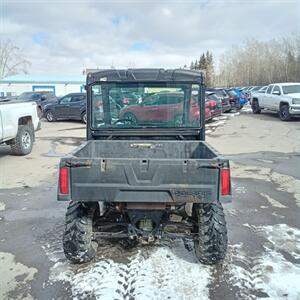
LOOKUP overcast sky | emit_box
[1,0,299,75]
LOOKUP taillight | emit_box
[59,167,69,194]
[221,168,230,196]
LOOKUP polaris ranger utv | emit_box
[58,69,231,264]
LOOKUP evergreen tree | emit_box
[198,54,206,70]
[194,59,198,70]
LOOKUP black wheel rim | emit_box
[125,114,136,124]
[281,108,287,119]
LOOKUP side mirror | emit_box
[272,91,280,95]
[41,95,47,101]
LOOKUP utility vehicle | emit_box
[58,69,232,264]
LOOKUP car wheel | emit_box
[11,125,34,156]
[37,107,43,119]
[279,104,291,121]
[81,112,87,124]
[45,110,56,122]
[123,112,137,125]
[252,100,261,114]
[174,115,183,127]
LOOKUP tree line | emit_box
[216,33,300,87]
[187,32,300,87]
[188,51,214,87]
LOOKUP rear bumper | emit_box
[222,103,231,112]
[211,109,222,118]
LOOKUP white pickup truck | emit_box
[251,83,300,121]
[0,100,41,155]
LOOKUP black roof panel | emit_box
[87,68,204,85]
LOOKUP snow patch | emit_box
[256,250,300,300]
[0,252,37,300]
[49,241,212,300]
[258,224,300,260]
[0,201,5,211]
[228,224,300,299]
[235,186,247,194]
[205,120,225,128]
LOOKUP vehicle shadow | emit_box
[251,111,300,122]
[0,145,12,157]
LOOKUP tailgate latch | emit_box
[100,159,106,172]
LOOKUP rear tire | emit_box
[37,107,43,119]
[252,100,261,114]
[11,125,34,156]
[174,115,183,127]
[45,110,56,122]
[63,202,98,264]
[279,104,291,121]
[193,202,228,265]
[123,112,137,125]
[81,111,87,124]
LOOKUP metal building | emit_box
[0,74,85,97]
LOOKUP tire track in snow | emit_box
[41,230,212,300]
[223,244,264,300]
[225,224,300,299]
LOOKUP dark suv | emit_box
[43,93,87,123]
[16,91,57,118]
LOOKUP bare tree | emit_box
[0,39,30,79]
[216,32,300,87]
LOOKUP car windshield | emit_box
[282,85,300,94]
[251,86,262,91]
[206,93,218,101]
[218,90,227,97]
[91,83,201,129]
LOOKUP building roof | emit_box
[0,74,86,84]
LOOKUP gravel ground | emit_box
[0,108,299,300]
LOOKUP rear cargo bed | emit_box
[73,140,218,159]
[60,140,227,203]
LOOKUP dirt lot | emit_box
[0,109,300,300]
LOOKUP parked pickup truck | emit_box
[251,82,300,120]
[58,69,232,265]
[0,99,40,155]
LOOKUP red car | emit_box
[205,92,222,118]
[119,92,211,126]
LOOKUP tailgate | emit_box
[64,158,222,203]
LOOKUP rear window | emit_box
[282,85,300,94]
[91,82,201,130]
